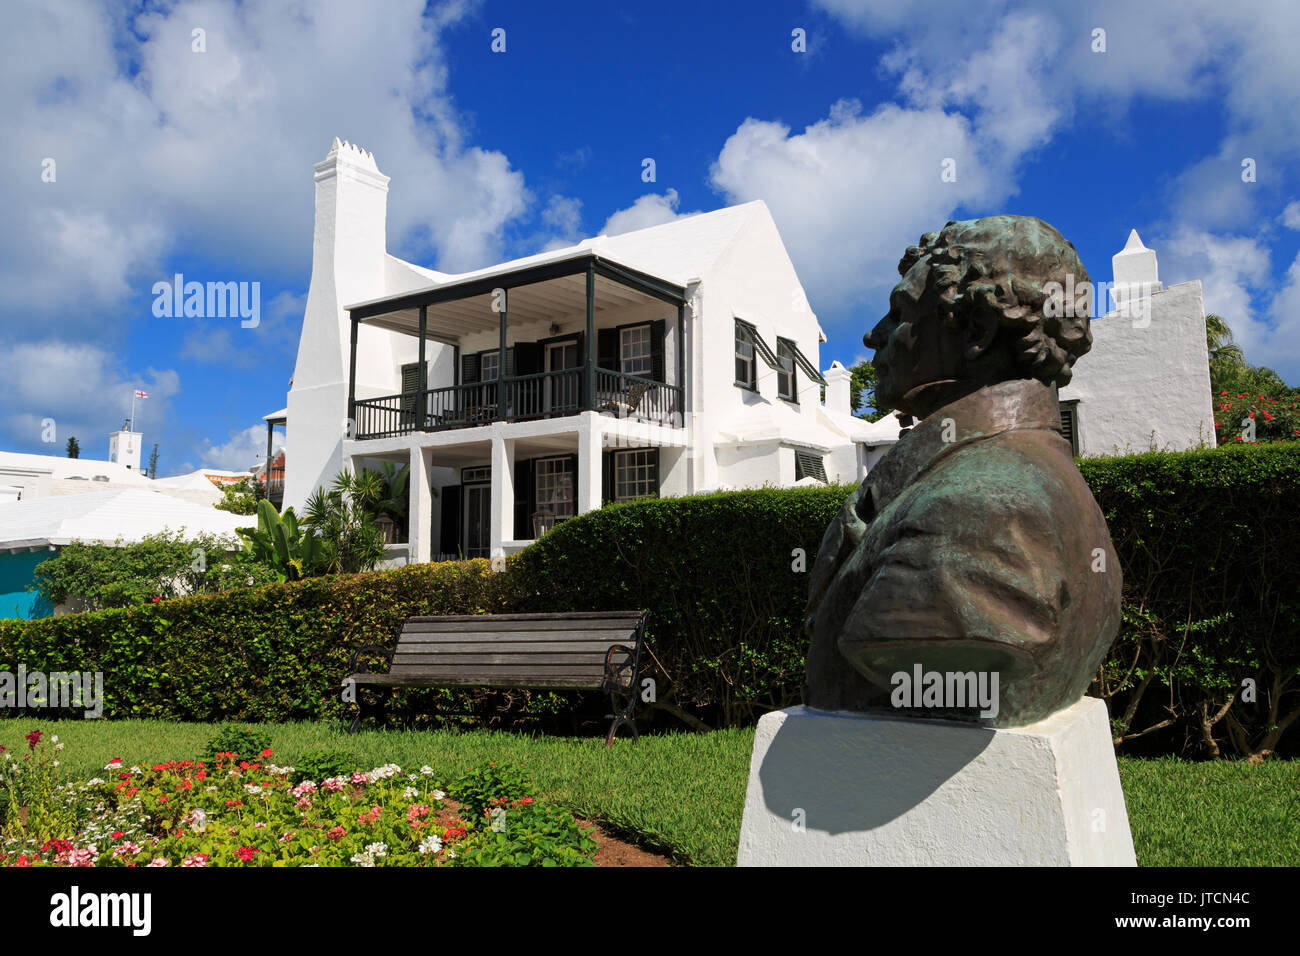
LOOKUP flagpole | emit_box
[129,390,136,432]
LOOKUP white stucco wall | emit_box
[1060,280,1216,456]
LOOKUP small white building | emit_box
[279,139,896,564]
[1060,231,1217,456]
[0,489,252,618]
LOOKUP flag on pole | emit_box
[134,390,149,399]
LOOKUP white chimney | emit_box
[1110,229,1162,312]
[285,139,391,510]
[824,360,853,414]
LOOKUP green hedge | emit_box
[0,560,510,723]
[3,442,1297,758]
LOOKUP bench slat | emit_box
[394,638,628,653]
[392,651,619,666]
[400,619,639,635]
[352,675,604,689]
[403,611,642,624]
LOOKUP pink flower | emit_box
[181,854,210,868]
[147,858,169,867]
[236,846,259,862]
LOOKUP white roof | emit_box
[0,489,251,552]
[348,200,766,311]
[152,469,251,492]
[0,450,150,485]
[715,402,902,452]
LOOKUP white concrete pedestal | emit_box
[737,697,1135,866]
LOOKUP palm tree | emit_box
[301,470,388,574]
[1205,313,1246,392]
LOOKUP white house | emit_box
[1060,230,1217,456]
[279,139,895,564]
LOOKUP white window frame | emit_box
[614,449,658,502]
[480,350,500,382]
[620,325,653,378]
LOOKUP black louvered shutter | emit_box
[439,485,461,557]
[598,328,618,372]
[461,353,480,383]
[602,450,614,503]
[514,457,533,539]
[573,333,585,406]
[651,319,666,382]
[514,341,541,375]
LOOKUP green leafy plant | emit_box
[215,477,264,516]
[291,750,357,786]
[302,470,389,574]
[452,762,532,819]
[236,500,322,582]
[201,725,273,765]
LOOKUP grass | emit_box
[3,718,1296,866]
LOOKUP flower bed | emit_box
[0,730,596,867]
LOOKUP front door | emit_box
[545,340,580,415]
[463,483,491,558]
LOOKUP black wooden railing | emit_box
[353,368,683,440]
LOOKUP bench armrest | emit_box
[347,644,395,676]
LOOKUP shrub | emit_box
[31,530,278,612]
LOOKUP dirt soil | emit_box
[579,819,674,867]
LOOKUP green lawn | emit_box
[3,718,1295,867]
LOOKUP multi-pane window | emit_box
[777,338,796,401]
[621,325,653,377]
[480,350,500,382]
[735,322,755,388]
[535,457,575,518]
[615,450,658,501]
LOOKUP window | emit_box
[535,457,575,518]
[461,466,490,484]
[621,325,652,377]
[480,350,500,382]
[777,338,797,401]
[615,449,658,501]
[795,451,827,483]
[1060,401,1080,456]
[735,322,755,388]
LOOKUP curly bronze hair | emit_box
[898,215,1093,388]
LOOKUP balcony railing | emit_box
[352,368,683,440]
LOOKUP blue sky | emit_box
[3,0,1299,476]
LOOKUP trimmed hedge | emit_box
[3,442,1298,757]
[0,560,510,723]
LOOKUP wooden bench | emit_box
[343,611,648,746]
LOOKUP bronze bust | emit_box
[804,215,1121,727]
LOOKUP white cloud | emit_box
[1156,227,1300,383]
[599,189,697,237]
[198,424,271,472]
[709,99,999,310]
[1282,201,1300,230]
[0,0,526,326]
[0,340,180,450]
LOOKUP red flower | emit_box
[25,730,42,750]
[261,749,273,758]
[151,596,161,604]
[236,847,259,862]
[112,832,124,840]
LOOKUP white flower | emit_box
[147,858,169,867]
[418,834,444,855]
[432,789,446,801]
[403,786,418,799]
[186,808,208,833]
[419,766,435,777]
[490,807,507,833]
[244,784,263,795]
[366,842,388,858]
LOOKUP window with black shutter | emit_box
[776,338,796,401]
[1060,401,1080,456]
[400,362,422,425]
[795,451,827,483]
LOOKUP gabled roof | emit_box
[349,200,768,318]
[0,489,250,552]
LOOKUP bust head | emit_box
[866,215,1093,418]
